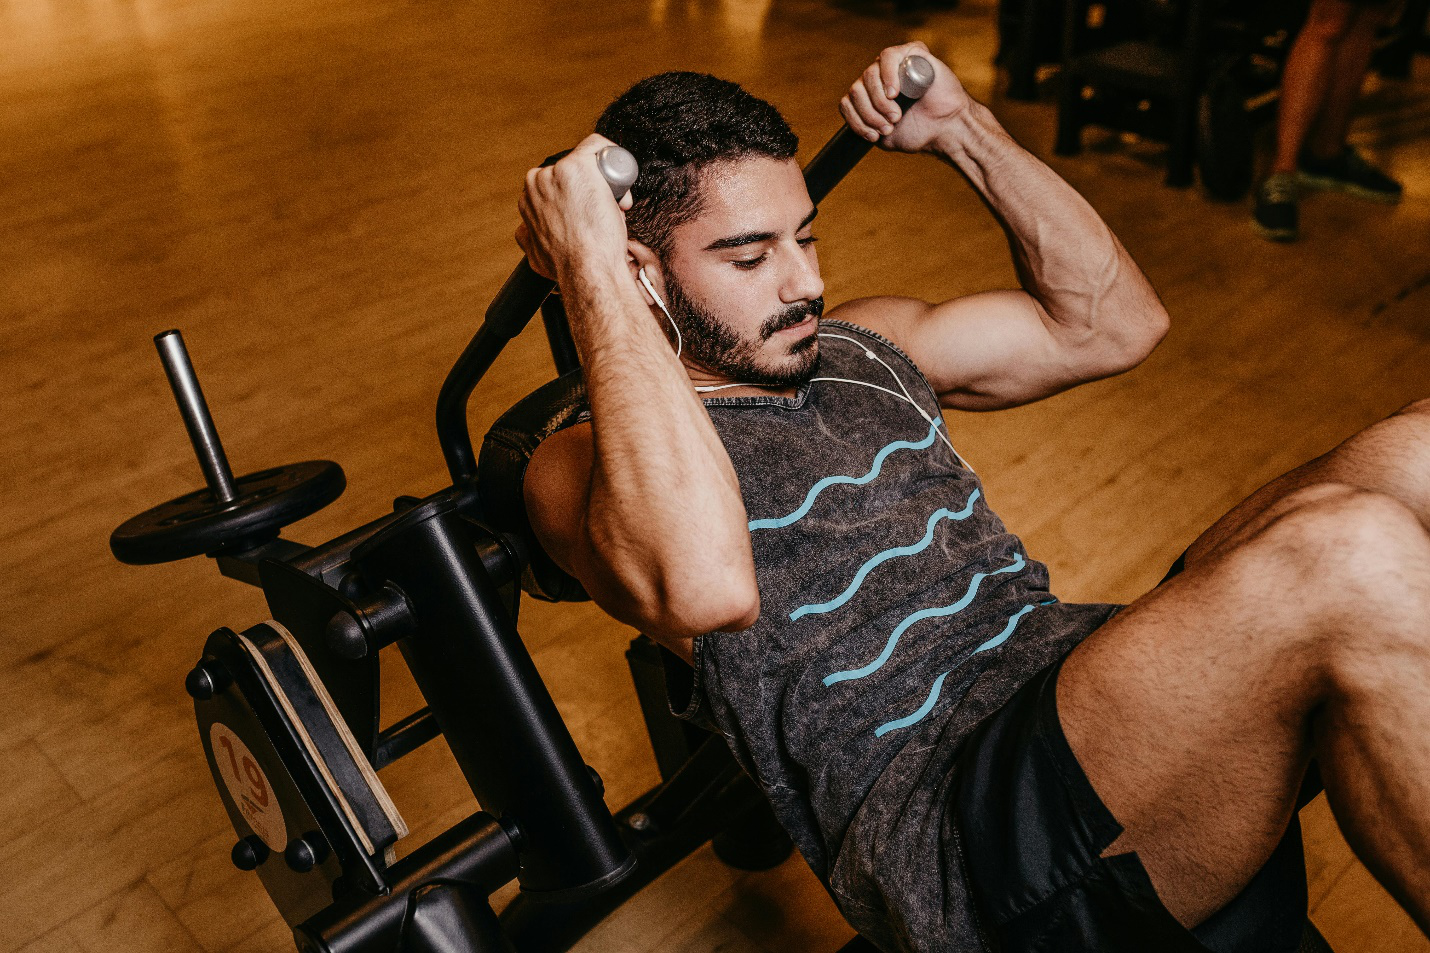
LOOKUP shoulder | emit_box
[822,298,939,377]
[824,296,934,353]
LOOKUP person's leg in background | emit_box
[1298,0,1404,200]
[1254,0,1402,241]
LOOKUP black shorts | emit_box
[951,658,1311,953]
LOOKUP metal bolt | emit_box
[231,835,269,871]
[628,812,653,833]
[325,611,368,660]
[284,833,329,873]
[185,659,228,700]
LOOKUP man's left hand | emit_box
[839,42,971,154]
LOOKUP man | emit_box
[515,43,1430,953]
[1254,0,1403,241]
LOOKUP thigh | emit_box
[1056,521,1327,929]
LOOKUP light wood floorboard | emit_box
[2,0,1427,950]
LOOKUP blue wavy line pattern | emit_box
[967,603,1034,656]
[822,553,1027,687]
[874,672,949,737]
[790,489,982,622]
[871,601,1042,737]
[747,419,942,532]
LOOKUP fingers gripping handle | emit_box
[436,144,640,487]
[803,54,934,205]
[894,54,936,104]
[489,144,640,342]
[596,145,638,201]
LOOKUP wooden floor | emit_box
[2,0,1428,949]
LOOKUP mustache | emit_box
[759,297,825,339]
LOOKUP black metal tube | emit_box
[436,262,554,487]
[297,812,520,953]
[372,707,441,770]
[802,93,919,204]
[351,500,635,898]
[153,329,237,502]
[540,293,581,377]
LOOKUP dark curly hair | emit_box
[596,72,798,255]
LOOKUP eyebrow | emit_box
[704,207,819,252]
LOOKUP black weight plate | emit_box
[112,460,345,565]
[1197,65,1256,202]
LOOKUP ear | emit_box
[626,239,663,307]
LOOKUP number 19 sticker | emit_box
[211,722,288,851]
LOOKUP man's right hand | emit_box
[515,133,635,281]
[839,42,973,155]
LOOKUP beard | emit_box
[663,273,823,389]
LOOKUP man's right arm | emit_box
[516,139,759,654]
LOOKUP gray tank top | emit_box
[665,320,1120,951]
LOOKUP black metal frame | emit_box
[130,108,911,953]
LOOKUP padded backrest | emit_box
[477,369,591,603]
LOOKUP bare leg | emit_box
[1307,1,1397,160]
[1272,0,1358,175]
[1186,398,1430,562]
[1057,399,1430,931]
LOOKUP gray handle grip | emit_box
[596,146,638,201]
[898,55,935,101]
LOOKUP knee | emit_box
[1251,484,1426,598]
[1244,486,1430,677]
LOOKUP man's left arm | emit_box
[827,43,1170,411]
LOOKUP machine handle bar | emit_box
[804,54,934,204]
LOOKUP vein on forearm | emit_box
[936,101,1133,336]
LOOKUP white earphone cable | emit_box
[632,273,969,469]
[639,266,682,360]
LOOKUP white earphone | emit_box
[692,332,969,470]
[633,267,966,468]
[638,266,682,359]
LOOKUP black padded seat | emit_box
[478,369,591,603]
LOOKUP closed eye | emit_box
[731,236,818,271]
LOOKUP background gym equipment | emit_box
[1000,0,1426,200]
[110,59,933,953]
[1054,0,1304,194]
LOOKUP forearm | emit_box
[930,101,1167,353]
[558,262,757,633]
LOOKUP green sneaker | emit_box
[1253,173,1299,242]
[1298,147,1403,204]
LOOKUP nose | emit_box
[779,242,824,305]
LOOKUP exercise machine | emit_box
[110,58,936,953]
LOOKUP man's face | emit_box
[656,156,825,388]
